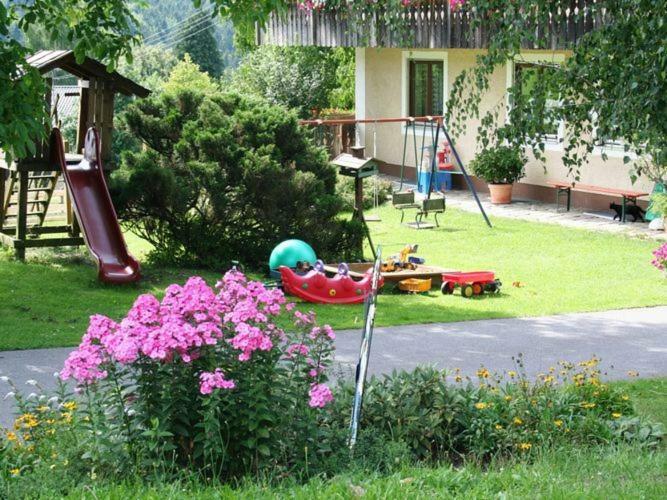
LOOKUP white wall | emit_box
[359,48,654,194]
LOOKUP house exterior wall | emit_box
[356,48,654,208]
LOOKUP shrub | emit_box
[113,88,363,268]
[336,174,393,212]
[650,192,667,217]
[230,46,354,119]
[2,272,336,484]
[325,359,662,463]
[469,145,526,184]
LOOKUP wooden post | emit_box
[76,80,90,154]
[354,177,364,219]
[15,169,28,260]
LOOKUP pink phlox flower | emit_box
[309,324,335,341]
[308,383,333,408]
[229,322,273,361]
[286,343,310,358]
[199,368,235,395]
[294,310,316,327]
[651,243,667,271]
[60,344,108,383]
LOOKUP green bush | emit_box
[112,89,363,268]
[336,175,393,212]
[2,357,662,496]
[230,46,354,118]
[324,361,662,463]
[650,192,667,217]
[469,145,526,184]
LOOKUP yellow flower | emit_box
[495,424,503,430]
[36,405,49,413]
[508,371,517,378]
[62,401,77,411]
[621,395,629,401]
[477,368,490,379]
[10,468,20,477]
[455,375,463,383]
[543,375,555,384]
[475,402,489,410]
[612,412,622,419]
[554,419,563,428]
[5,431,18,442]
[513,417,523,425]
[504,395,512,402]
[580,402,596,410]
[517,442,532,451]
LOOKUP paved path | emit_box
[1,306,666,427]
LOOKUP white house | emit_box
[257,3,653,210]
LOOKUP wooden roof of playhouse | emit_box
[22,50,150,163]
[27,50,150,97]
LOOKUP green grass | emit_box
[1,206,665,350]
[31,378,667,499]
[305,205,667,327]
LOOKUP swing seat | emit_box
[392,191,421,223]
[415,197,446,228]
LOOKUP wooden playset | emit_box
[0,50,149,263]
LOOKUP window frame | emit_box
[408,59,444,117]
[401,51,448,137]
[505,53,566,150]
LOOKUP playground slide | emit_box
[50,127,141,284]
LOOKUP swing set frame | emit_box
[301,115,492,229]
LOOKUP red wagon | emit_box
[441,271,502,298]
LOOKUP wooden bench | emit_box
[547,181,649,222]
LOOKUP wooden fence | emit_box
[257,1,605,49]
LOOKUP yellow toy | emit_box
[381,244,419,272]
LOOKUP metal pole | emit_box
[399,121,410,191]
[439,120,493,228]
[427,119,440,201]
[349,246,382,450]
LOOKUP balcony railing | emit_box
[257,1,605,50]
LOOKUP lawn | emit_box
[26,378,667,499]
[0,205,665,350]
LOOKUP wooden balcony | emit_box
[257,1,605,50]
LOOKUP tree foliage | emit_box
[0,0,282,164]
[113,87,363,268]
[1,0,139,162]
[231,46,354,117]
[444,0,667,180]
[174,11,224,77]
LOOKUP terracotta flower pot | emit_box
[488,183,513,204]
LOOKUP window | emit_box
[409,60,444,117]
[512,62,563,142]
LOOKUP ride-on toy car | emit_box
[440,271,502,298]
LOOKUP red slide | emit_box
[51,127,141,284]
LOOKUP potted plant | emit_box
[469,145,526,204]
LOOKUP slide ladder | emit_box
[50,127,140,283]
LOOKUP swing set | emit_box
[301,115,492,252]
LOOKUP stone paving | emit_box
[382,175,667,241]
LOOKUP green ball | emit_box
[269,239,317,270]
